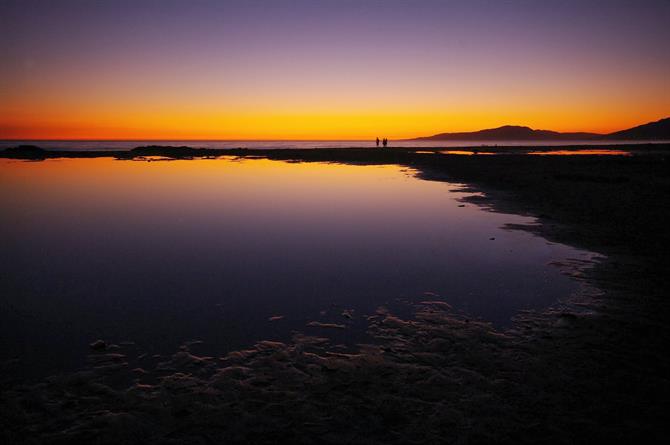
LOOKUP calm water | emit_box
[0,157,594,379]
[0,139,664,151]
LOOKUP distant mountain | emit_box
[603,117,670,140]
[412,125,601,141]
[412,117,670,141]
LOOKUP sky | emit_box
[1,0,669,139]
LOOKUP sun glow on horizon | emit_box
[3,107,666,141]
[2,1,669,140]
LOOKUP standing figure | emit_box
[376,137,380,147]
[382,138,388,148]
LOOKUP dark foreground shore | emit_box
[2,145,669,444]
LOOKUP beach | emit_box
[2,145,669,443]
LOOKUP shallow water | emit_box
[528,149,631,156]
[0,157,594,379]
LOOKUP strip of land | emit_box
[2,142,669,159]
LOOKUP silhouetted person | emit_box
[376,137,380,147]
[382,138,388,148]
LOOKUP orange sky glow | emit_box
[2,1,668,140]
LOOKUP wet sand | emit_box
[2,144,669,443]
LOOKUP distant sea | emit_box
[0,139,666,151]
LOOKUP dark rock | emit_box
[3,145,46,159]
[89,339,107,351]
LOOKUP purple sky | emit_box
[2,0,669,138]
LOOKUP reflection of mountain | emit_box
[413,117,670,141]
[603,117,670,140]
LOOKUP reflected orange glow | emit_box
[528,150,631,156]
[441,150,496,156]
[2,157,499,229]
[0,157,427,211]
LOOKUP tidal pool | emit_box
[0,157,593,379]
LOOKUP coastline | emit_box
[1,142,670,159]
[1,146,669,443]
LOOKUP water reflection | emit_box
[441,150,496,155]
[0,158,592,378]
[528,149,631,156]
[438,149,632,156]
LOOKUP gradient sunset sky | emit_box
[2,0,669,140]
